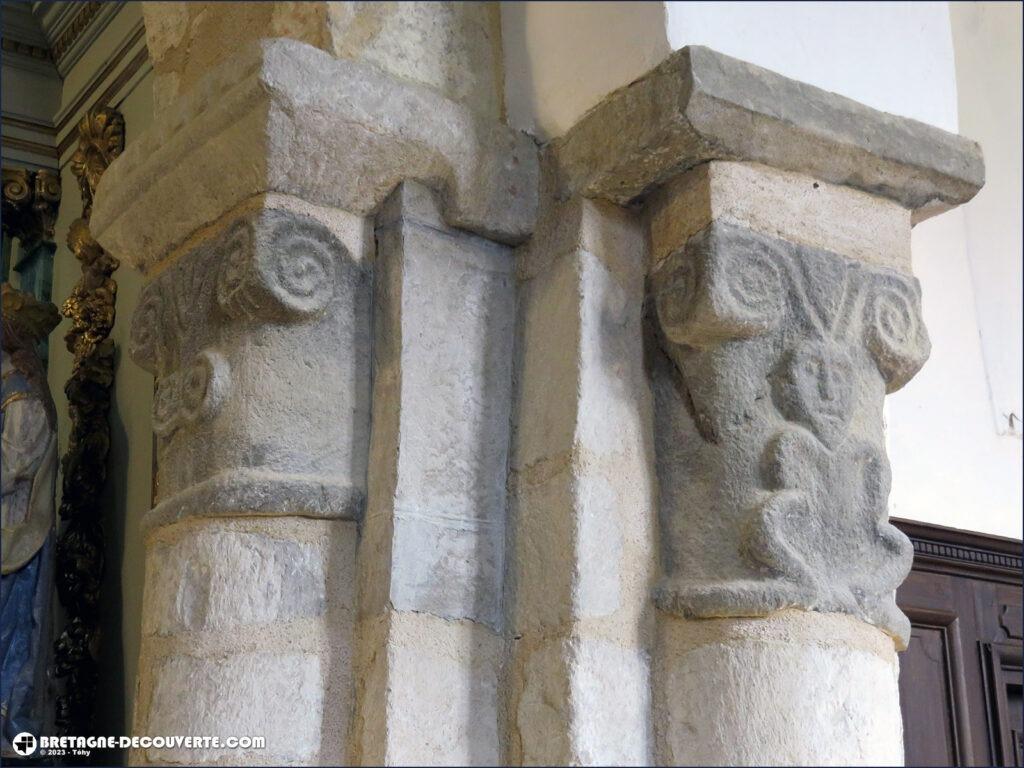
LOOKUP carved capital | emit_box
[127,204,370,524]
[130,209,347,377]
[649,222,929,646]
[2,167,61,247]
[152,349,231,437]
[215,212,338,323]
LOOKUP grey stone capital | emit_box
[648,221,929,646]
[129,203,371,528]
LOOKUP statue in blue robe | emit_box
[1,283,59,756]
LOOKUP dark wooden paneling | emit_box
[894,519,1023,768]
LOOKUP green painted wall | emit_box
[46,2,152,735]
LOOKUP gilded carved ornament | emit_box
[2,168,61,249]
[53,106,124,735]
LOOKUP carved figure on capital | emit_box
[650,222,930,644]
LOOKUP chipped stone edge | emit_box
[553,45,984,222]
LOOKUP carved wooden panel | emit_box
[894,519,1023,767]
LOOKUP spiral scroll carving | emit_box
[2,167,62,248]
[863,275,930,391]
[217,211,338,322]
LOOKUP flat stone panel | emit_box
[369,182,515,628]
[388,512,504,629]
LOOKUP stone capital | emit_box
[2,167,61,247]
[649,220,927,645]
[540,43,986,653]
[128,198,372,531]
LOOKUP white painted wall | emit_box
[949,2,1023,439]
[501,1,669,140]
[663,1,959,132]
[501,1,1023,538]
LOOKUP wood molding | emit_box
[2,115,58,136]
[50,1,104,63]
[0,36,52,62]
[981,641,1023,766]
[901,605,976,764]
[55,22,146,157]
[1,135,59,160]
[893,518,1022,584]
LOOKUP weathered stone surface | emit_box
[353,612,501,766]
[92,37,538,272]
[134,517,357,765]
[143,526,327,635]
[143,2,504,121]
[655,611,904,766]
[129,201,371,526]
[365,181,514,629]
[647,161,912,274]
[384,613,501,766]
[649,221,927,646]
[514,637,653,767]
[554,45,983,221]
[145,652,323,765]
[326,2,504,121]
[571,639,654,765]
[508,195,656,766]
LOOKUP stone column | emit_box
[89,3,535,765]
[551,46,983,766]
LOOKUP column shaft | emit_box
[127,199,372,765]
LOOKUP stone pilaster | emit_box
[551,45,983,766]
[89,4,536,765]
[507,191,656,765]
[352,182,515,765]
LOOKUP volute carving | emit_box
[127,206,370,517]
[2,168,61,248]
[649,222,929,646]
